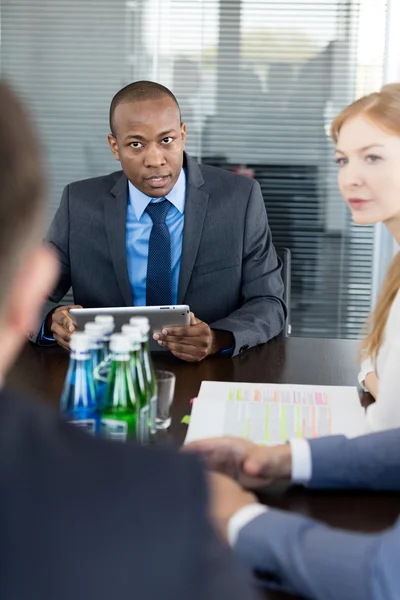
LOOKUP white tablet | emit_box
[70,305,190,352]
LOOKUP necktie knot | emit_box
[146,199,171,224]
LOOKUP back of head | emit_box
[0,82,44,311]
[109,80,181,136]
[331,83,400,359]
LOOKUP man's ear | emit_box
[180,122,187,148]
[108,133,120,161]
[5,244,59,338]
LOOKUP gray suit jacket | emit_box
[32,154,285,355]
[236,429,400,599]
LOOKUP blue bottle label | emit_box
[69,419,96,435]
[100,419,128,442]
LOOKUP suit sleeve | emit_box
[30,185,72,344]
[308,429,400,490]
[194,520,261,600]
[235,508,400,600]
[209,179,286,356]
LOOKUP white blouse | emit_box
[359,289,400,431]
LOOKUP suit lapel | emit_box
[178,155,209,303]
[104,172,133,306]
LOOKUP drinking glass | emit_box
[155,370,176,429]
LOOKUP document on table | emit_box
[185,381,367,444]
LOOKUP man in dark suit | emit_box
[0,82,258,600]
[33,80,285,361]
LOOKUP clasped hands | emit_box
[184,437,292,541]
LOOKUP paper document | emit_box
[185,381,367,445]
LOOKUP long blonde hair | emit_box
[331,83,400,361]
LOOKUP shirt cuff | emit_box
[40,321,55,343]
[358,356,374,391]
[290,438,312,484]
[228,504,268,547]
[219,346,234,356]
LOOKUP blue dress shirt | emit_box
[41,167,232,353]
[126,169,186,306]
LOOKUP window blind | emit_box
[1,0,387,337]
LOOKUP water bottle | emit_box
[122,324,150,444]
[60,332,98,435]
[100,333,139,442]
[129,317,157,435]
[94,315,115,359]
[84,321,106,403]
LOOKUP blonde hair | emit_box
[331,83,400,360]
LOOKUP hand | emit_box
[208,472,257,542]
[46,304,82,351]
[184,436,292,489]
[153,312,219,362]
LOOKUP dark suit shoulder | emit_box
[0,386,206,501]
[0,387,232,600]
[197,160,256,192]
[67,170,123,195]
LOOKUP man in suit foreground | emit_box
[33,80,285,361]
[0,82,257,599]
[187,433,400,599]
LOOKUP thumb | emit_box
[243,446,270,478]
[65,305,81,332]
[190,311,199,326]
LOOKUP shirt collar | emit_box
[128,168,186,221]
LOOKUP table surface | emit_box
[6,338,400,600]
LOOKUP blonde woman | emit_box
[332,83,400,428]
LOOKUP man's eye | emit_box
[130,142,143,149]
[161,137,173,145]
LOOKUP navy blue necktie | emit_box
[145,199,172,306]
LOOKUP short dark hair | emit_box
[0,81,44,310]
[109,80,181,135]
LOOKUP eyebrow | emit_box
[124,129,177,142]
[335,143,385,154]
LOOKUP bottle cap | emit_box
[109,333,131,353]
[129,316,150,335]
[121,324,142,343]
[94,315,114,324]
[84,322,105,341]
[70,332,91,352]
[94,315,115,335]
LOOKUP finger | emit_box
[169,347,206,362]
[55,305,81,331]
[54,310,74,332]
[51,323,72,344]
[190,312,199,326]
[184,437,239,454]
[158,339,203,355]
[157,334,209,348]
[243,446,271,478]
[54,334,70,351]
[155,325,204,339]
[61,312,76,332]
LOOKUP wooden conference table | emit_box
[6,337,400,600]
